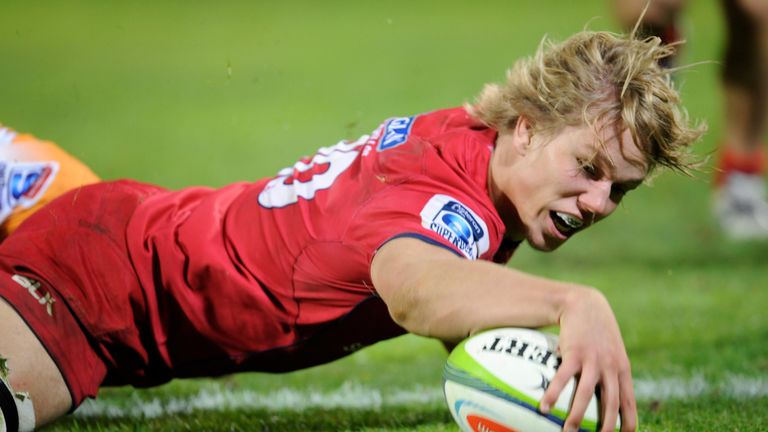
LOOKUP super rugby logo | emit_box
[377,116,415,151]
[420,195,489,260]
[0,161,59,218]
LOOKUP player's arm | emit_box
[370,236,637,432]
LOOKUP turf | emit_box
[1,1,767,431]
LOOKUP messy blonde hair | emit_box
[467,30,705,174]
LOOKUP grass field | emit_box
[1,1,767,430]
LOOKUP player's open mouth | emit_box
[550,211,583,237]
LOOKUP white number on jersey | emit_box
[258,138,366,208]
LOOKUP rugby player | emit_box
[0,29,703,432]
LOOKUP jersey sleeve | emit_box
[345,184,498,265]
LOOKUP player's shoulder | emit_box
[367,106,495,191]
[374,107,479,151]
[411,107,486,140]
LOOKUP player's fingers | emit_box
[563,366,598,432]
[618,368,637,432]
[540,360,579,414]
[599,373,619,432]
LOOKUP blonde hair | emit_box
[467,30,705,174]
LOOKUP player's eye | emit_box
[578,159,599,179]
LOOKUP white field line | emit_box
[74,375,768,419]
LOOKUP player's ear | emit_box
[512,116,532,156]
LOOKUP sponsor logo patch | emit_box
[420,194,489,260]
[0,161,59,221]
[11,274,56,317]
[376,116,415,151]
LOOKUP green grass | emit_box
[61,408,455,432]
[2,1,767,431]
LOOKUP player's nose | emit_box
[577,180,615,222]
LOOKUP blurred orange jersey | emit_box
[0,124,100,238]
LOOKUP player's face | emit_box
[489,118,647,251]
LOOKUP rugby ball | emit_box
[443,327,618,432]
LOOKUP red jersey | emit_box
[124,107,516,379]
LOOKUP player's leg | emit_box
[613,0,687,28]
[0,260,110,430]
[0,298,71,430]
[612,0,687,66]
[714,0,768,238]
[0,124,100,239]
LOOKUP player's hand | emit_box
[538,287,637,432]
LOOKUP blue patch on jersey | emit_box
[427,201,485,259]
[439,201,485,242]
[10,170,41,199]
[441,213,472,244]
[0,161,57,221]
[377,116,415,151]
[8,165,51,200]
[420,194,490,260]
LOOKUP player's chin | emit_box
[523,216,576,251]
[531,239,566,252]
[526,231,566,252]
